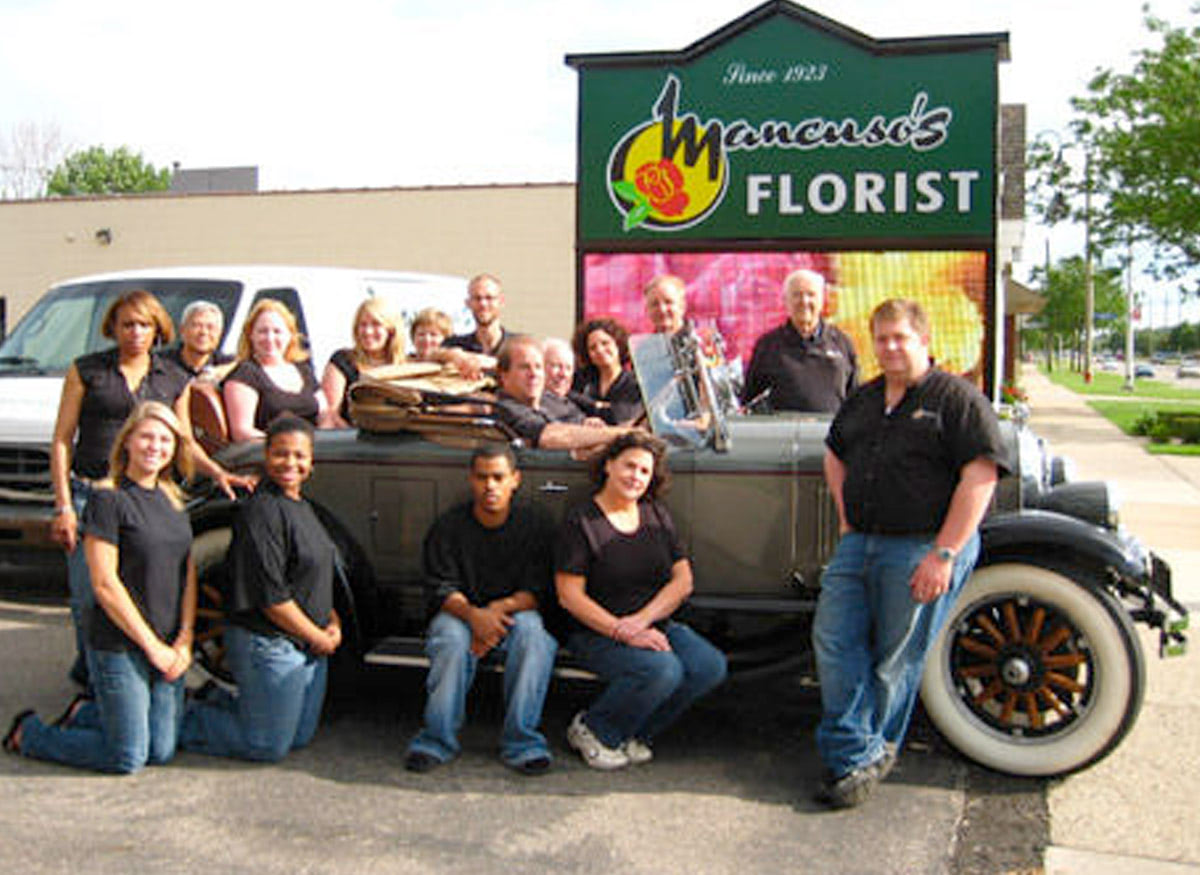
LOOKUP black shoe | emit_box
[512,756,552,776]
[404,751,441,773]
[3,709,35,755]
[52,693,91,728]
[813,762,881,809]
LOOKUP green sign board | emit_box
[568,3,1006,245]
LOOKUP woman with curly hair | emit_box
[572,317,643,425]
[555,431,726,770]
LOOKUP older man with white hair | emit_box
[164,300,235,380]
[740,269,858,413]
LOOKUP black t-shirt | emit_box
[578,369,644,424]
[225,479,337,639]
[223,358,320,431]
[740,320,858,413]
[83,479,192,651]
[443,327,510,356]
[494,392,582,446]
[556,499,685,626]
[826,368,1010,535]
[423,500,556,618]
[72,349,191,480]
[162,344,235,378]
[327,348,360,423]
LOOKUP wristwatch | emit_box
[933,546,957,563]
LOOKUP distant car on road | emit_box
[1178,362,1200,379]
[1134,363,1155,379]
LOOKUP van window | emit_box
[0,279,241,374]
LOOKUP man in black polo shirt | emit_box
[493,336,630,452]
[740,269,857,412]
[444,273,510,357]
[812,298,1008,808]
[404,444,559,775]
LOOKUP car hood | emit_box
[0,376,63,444]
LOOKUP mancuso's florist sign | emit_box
[566,1,1008,244]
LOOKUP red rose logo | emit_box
[634,159,689,217]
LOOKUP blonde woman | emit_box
[322,298,407,428]
[5,402,197,773]
[223,299,331,441]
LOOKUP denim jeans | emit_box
[66,477,95,688]
[407,610,557,767]
[568,621,728,748]
[812,531,980,778]
[179,625,327,762]
[20,646,184,774]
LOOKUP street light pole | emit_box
[1083,149,1094,384]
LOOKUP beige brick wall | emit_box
[0,183,577,340]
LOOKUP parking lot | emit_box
[0,589,1045,875]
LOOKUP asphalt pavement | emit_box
[1018,365,1200,874]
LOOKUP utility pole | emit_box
[1123,234,1135,392]
[1083,149,1094,384]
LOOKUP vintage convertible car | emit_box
[188,332,1188,778]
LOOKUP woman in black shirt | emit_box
[556,432,726,770]
[50,290,241,690]
[223,299,330,441]
[321,297,407,428]
[179,415,342,762]
[572,317,644,425]
[6,402,197,773]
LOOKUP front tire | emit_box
[920,562,1144,777]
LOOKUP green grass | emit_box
[1041,365,1200,400]
[1087,399,1200,455]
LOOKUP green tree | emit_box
[46,145,169,196]
[1026,256,1125,369]
[1069,6,1200,282]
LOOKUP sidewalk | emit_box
[1019,365,1200,874]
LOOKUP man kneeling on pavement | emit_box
[813,298,1010,808]
[404,443,559,775]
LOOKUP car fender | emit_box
[980,509,1146,582]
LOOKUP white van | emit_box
[0,264,472,577]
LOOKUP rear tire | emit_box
[191,526,234,684]
[920,562,1144,777]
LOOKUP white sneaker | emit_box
[567,712,629,770]
[622,738,653,765]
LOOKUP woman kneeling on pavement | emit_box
[179,415,341,762]
[556,431,727,769]
[5,402,197,773]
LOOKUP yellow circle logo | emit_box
[608,120,728,231]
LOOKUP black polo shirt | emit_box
[444,327,510,356]
[740,320,858,413]
[73,349,191,480]
[826,368,1009,536]
[162,344,236,378]
[494,391,582,446]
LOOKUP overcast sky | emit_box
[1,0,1195,321]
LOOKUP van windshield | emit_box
[0,279,242,374]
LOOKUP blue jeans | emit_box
[568,621,727,748]
[407,610,557,767]
[813,531,980,778]
[66,478,95,688]
[179,625,327,762]
[20,647,184,774]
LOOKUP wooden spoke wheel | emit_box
[921,562,1144,777]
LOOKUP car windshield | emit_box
[0,279,242,374]
[630,327,735,451]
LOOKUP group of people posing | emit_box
[3,269,1007,812]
